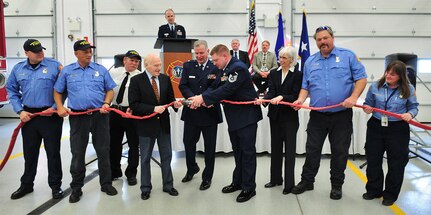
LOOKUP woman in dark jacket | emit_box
[256,46,302,194]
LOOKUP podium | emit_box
[154,38,197,98]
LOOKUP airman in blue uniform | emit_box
[6,39,64,200]
[189,44,262,203]
[179,40,222,190]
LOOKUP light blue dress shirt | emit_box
[6,58,62,113]
[54,61,116,110]
[364,82,419,121]
[302,47,367,112]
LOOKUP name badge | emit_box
[381,115,388,127]
[189,75,195,79]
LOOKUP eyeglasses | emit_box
[315,26,332,33]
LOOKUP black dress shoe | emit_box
[330,186,342,200]
[291,181,314,194]
[222,184,241,193]
[181,167,200,183]
[10,187,34,200]
[199,181,211,190]
[52,188,64,199]
[382,198,395,206]
[141,192,151,200]
[127,177,137,186]
[282,187,292,195]
[362,192,382,200]
[69,189,83,203]
[163,187,179,196]
[101,185,118,196]
[236,190,256,203]
[264,182,282,188]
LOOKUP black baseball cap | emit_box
[74,40,96,51]
[23,39,46,52]
[125,50,141,61]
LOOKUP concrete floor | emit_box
[0,118,430,215]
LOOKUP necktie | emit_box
[151,76,160,102]
[170,25,173,31]
[199,64,204,71]
[263,53,267,63]
[234,52,238,59]
[116,72,129,104]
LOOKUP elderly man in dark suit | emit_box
[230,39,251,68]
[179,40,223,190]
[157,8,186,38]
[128,53,182,200]
[189,44,263,203]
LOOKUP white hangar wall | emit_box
[1,0,431,122]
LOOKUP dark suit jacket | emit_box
[179,60,223,126]
[158,24,186,38]
[230,50,251,68]
[129,72,177,137]
[203,58,262,131]
[264,64,302,122]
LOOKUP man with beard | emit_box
[291,26,367,200]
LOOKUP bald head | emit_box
[144,54,162,77]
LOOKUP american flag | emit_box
[247,0,258,69]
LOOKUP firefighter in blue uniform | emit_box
[189,44,262,203]
[179,40,222,190]
[6,39,64,200]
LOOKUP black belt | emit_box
[311,108,351,116]
[23,106,50,113]
[370,116,405,125]
[70,109,95,115]
[110,104,129,112]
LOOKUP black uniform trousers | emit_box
[365,117,410,201]
[183,123,217,181]
[109,111,139,179]
[69,112,112,190]
[228,123,258,191]
[301,109,353,187]
[21,107,63,190]
[269,119,299,190]
[252,73,268,94]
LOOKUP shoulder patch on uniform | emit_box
[228,72,238,83]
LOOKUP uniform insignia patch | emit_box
[95,71,99,77]
[228,72,238,83]
[42,68,48,74]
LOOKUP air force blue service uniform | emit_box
[179,60,222,184]
[202,58,263,192]
[6,57,64,197]
[54,61,116,191]
[158,24,186,39]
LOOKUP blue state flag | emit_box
[275,11,284,61]
[298,11,310,71]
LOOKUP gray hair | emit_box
[313,25,334,40]
[278,46,297,66]
[194,40,208,49]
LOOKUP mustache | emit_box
[319,44,329,49]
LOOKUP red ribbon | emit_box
[0,101,175,172]
[221,99,431,130]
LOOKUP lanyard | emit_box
[384,87,398,111]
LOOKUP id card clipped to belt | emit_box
[381,115,388,127]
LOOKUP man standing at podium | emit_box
[158,8,186,39]
[179,40,223,191]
